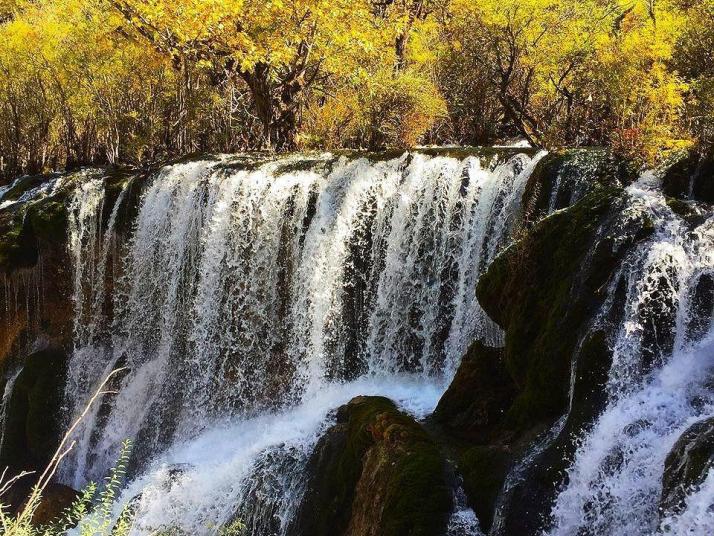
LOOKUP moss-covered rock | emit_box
[26,200,68,244]
[0,175,72,273]
[293,396,453,536]
[660,417,714,517]
[477,185,633,429]
[521,148,636,226]
[431,181,655,534]
[0,348,68,472]
[432,341,515,443]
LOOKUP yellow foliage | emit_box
[0,0,710,172]
[443,0,696,164]
[303,68,446,149]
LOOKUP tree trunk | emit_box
[240,63,301,152]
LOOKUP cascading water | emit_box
[59,150,545,534]
[545,173,714,535]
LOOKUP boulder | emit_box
[660,416,714,516]
[293,396,453,536]
[30,483,80,526]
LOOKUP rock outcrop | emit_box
[661,150,714,204]
[660,417,714,517]
[433,179,655,534]
[293,396,453,536]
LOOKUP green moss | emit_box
[273,156,337,175]
[457,446,511,531]
[0,221,24,271]
[432,341,516,443]
[0,192,72,272]
[296,396,396,535]
[377,416,453,536]
[26,201,68,243]
[0,210,38,272]
[522,148,637,226]
[476,184,652,432]
[330,396,397,519]
[480,186,613,426]
[330,146,538,167]
[296,396,452,536]
[415,146,539,166]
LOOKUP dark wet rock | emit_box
[0,348,68,472]
[30,483,80,526]
[686,274,714,342]
[636,261,679,372]
[660,417,714,517]
[662,150,714,204]
[0,167,144,420]
[0,206,40,272]
[293,396,453,536]
[457,445,511,531]
[432,184,655,534]
[433,341,515,444]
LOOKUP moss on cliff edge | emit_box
[477,185,624,429]
[0,187,70,273]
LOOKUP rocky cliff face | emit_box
[1,177,74,476]
[0,168,146,477]
[0,149,711,534]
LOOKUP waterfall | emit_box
[545,174,714,535]
[58,150,543,532]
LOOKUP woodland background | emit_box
[0,0,712,179]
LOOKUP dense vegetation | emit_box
[0,0,712,177]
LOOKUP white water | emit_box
[60,151,544,533]
[80,377,444,536]
[546,175,714,535]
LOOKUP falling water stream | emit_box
[545,173,714,535]
[58,151,545,534]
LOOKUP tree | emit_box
[110,0,380,151]
[671,0,714,150]
[440,0,691,162]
